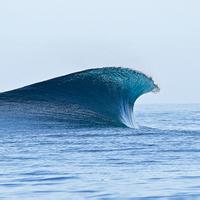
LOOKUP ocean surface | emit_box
[1,104,200,200]
[0,68,200,199]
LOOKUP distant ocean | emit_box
[1,68,200,199]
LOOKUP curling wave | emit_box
[0,67,159,128]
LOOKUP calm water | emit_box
[1,104,200,199]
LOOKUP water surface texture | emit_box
[1,68,200,199]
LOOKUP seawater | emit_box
[1,104,200,200]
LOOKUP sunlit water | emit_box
[1,104,200,199]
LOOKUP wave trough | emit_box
[0,67,159,128]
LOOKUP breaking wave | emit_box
[0,67,159,128]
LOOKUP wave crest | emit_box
[0,67,159,128]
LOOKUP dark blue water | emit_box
[1,104,200,200]
[0,67,159,128]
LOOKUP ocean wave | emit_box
[0,67,159,128]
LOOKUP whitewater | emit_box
[1,67,200,199]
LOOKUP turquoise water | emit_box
[0,67,159,128]
[1,104,200,199]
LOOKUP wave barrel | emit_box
[0,67,159,128]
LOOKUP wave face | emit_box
[0,67,159,128]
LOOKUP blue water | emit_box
[0,67,159,128]
[1,104,200,200]
[1,68,200,199]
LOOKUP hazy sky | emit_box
[0,0,200,104]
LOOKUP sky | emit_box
[0,0,200,104]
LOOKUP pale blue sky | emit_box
[0,0,200,103]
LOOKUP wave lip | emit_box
[0,67,159,128]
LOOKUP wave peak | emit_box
[0,67,159,128]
